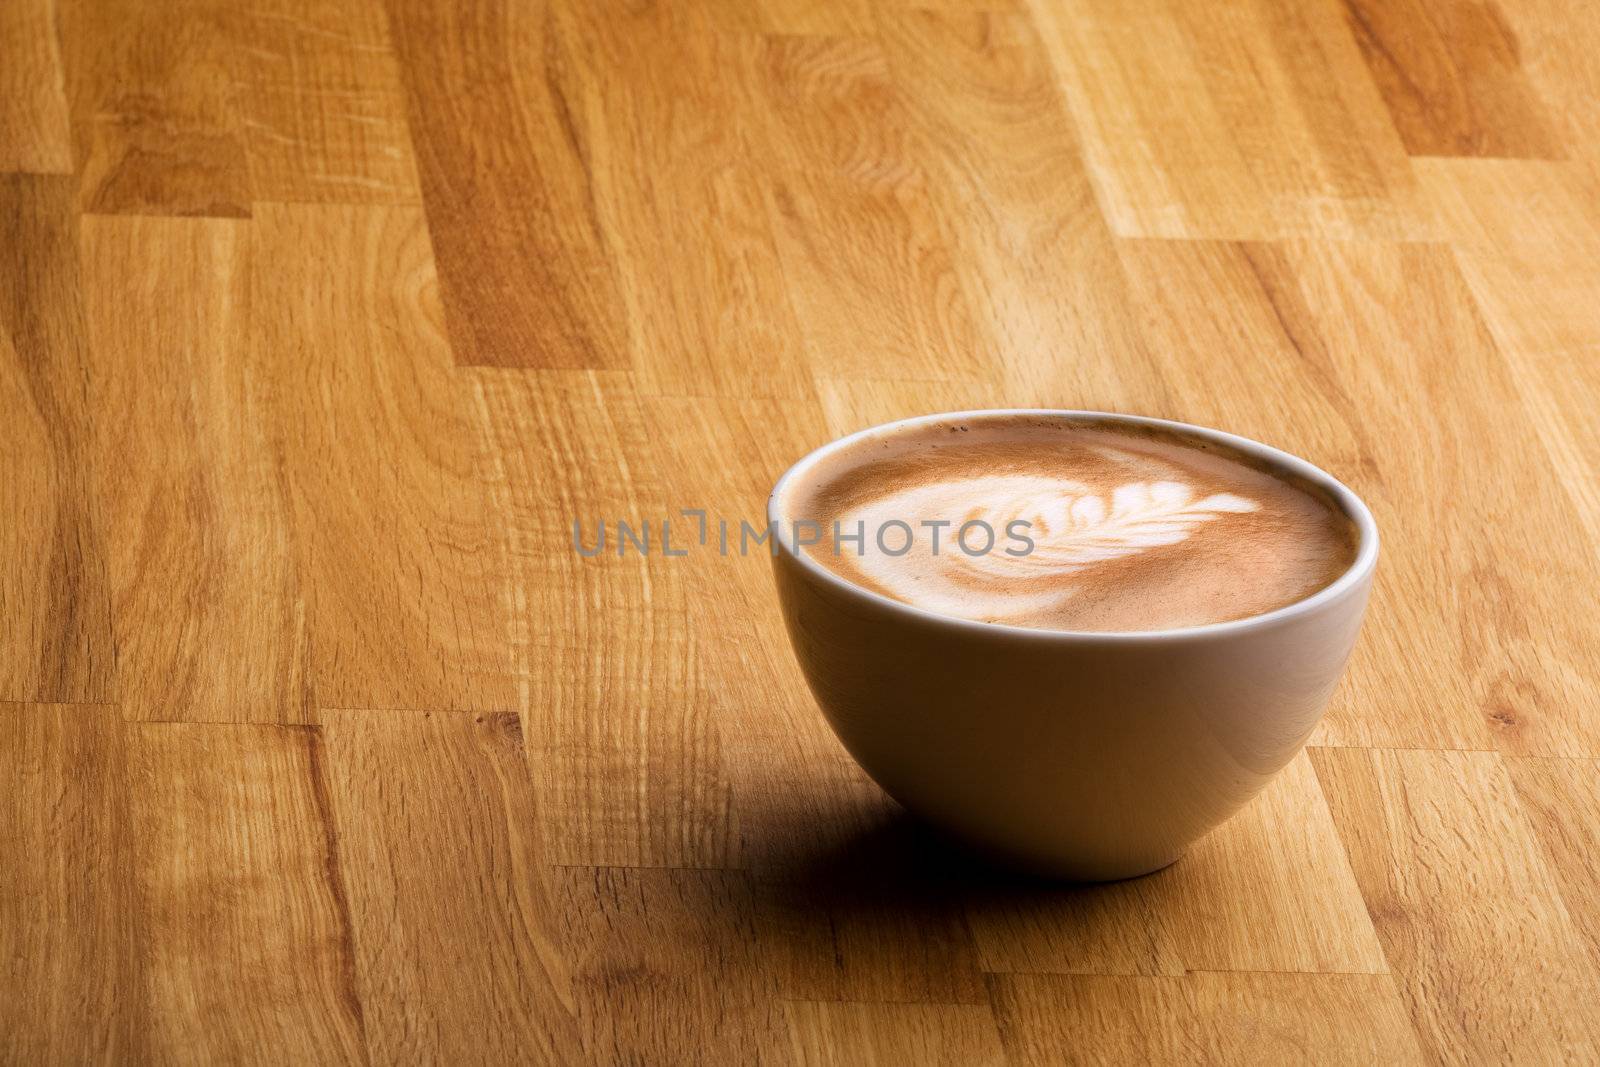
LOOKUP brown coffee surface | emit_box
[779,416,1360,633]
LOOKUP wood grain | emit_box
[6,0,1600,1058]
[0,706,138,1063]
[785,1000,1006,1066]
[228,0,422,204]
[1259,241,1600,757]
[1341,0,1562,158]
[554,865,786,1064]
[0,176,115,704]
[1493,0,1600,161]
[1418,158,1600,549]
[256,203,518,712]
[58,0,253,216]
[1311,747,1600,1061]
[0,0,74,174]
[319,710,582,1064]
[81,215,311,722]
[564,4,817,400]
[1121,237,1600,756]
[383,0,628,369]
[1148,752,1387,973]
[743,787,992,1006]
[1507,756,1600,973]
[880,11,1165,409]
[471,370,739,869]
[962,753,1385,977]
[753,33,1003,386]
[755,33,921,187]
[126,723,366,1063]
[740,0,877,37]
[1028,0,1430,239]
[990,971,1425,1065]
[767,170,998,383]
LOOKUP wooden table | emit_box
[4,0,1599,1062]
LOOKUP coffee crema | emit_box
[778,416,1360,633]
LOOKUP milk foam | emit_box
[782,417,1358,632]
[841,475,1259,622]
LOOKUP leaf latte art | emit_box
[840,476,1259,622]
[780,417,1360,632]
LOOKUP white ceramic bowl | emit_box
[768,410,1378,880]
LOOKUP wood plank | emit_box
[814,378,1010,438]
[0,0,74,173]
[766,170,998,384]
[0,705,140,1062]
[1507,756,1600,972]
[1339,0,1562,158]
[636,395,831,804]
[755,33,923,189]
[881,0,1023,9]
[80,215,311,723]
[623,163,814,400]
[1265,239,1600,756]
[1149,752,1387,973]
[227,0,422,203]
[58,0,252,216]
[1121,237,1600,755]
[879,10,1170,409]
[320,710,581,1064]
[702,0,876,36]
[127,723,367,1063]
[554,865,788,1065]
[754,32,999,385]
[964,753,1384,976]
[1418,158,1600,551]
[560,3,815,399]
[384,0,628,368]
[1028,0,1429,239]
[1104,239,1368,464]
[1428,157,1600,340]
[633,392,830,722]
[785,1000,1005,1067]
[470,369,737,868]
[990,972,1425,1065]
[255,203,518,712]
[1493,0,1600,162]
[0,175,115,704]
[60,0,417,207]
[1311,746,1600,1061]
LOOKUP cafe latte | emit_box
[776,414,1359,633]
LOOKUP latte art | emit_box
[780,416,1359,632]
[841,476,1260,622]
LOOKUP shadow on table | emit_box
[759,799,1172,888]
[741,792,1172,988]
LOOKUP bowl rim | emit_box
[766,409,1380,644]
